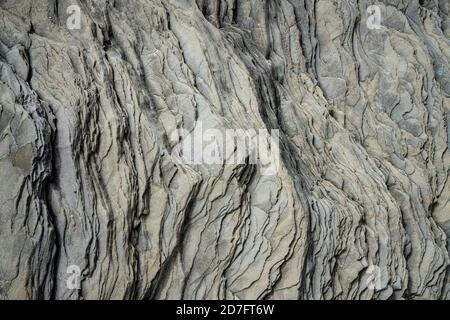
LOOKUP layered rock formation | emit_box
[0,0,449,299]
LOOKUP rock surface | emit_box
[0,0,449,299]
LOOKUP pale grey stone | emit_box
[0,0,449,300]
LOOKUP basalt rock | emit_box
[0,0,449,300]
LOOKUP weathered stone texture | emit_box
[0,0,449,299]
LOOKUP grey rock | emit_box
[0,0,449,300]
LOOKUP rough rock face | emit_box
[0,0,449,300]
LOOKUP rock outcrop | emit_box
[0,0,449,299]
